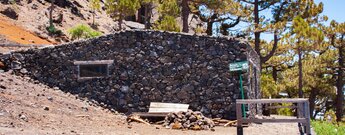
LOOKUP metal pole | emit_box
[240,71,246,118]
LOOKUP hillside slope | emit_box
[0,15,53,45]
[0,0,201,47]
[0,15,55,54]
[0,0,127,54]
[0,71,129,134]
[0,0,129,43]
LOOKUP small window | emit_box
[74,60,113,79]
[79,64,108,77]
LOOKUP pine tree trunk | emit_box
[118,16,123,30]
[336,43,344,122]
[309,88,318,119]
[181,0,189,33]
[206,14,217,35]
[144,3,152,29]
[49,0,54,28]
[92,12,95,26]
[272,66,278,82]
[298,47,303,98]
[206,21,213,35]
[254,0,261,67]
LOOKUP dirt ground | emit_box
[0,15,54,54]
[0,0,118,43]
[0,15,53,45]
[0,72,304,135]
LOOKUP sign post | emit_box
[229,61,248,118]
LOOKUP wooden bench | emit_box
[236,98,311,135]
[133,102,189,118]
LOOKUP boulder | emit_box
[0,61,5,69]
[0,7,19,20]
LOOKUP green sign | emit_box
[229,61,249,118]
[229,61,248,72]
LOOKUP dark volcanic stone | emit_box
[0,7,19,20]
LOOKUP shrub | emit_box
[68,24,102,40]
[324,109,337,123]
[194,25,205,34]
[46,25,63,36]
[276,103,294,116]
[312,120,345,135]
[153,16,180,32]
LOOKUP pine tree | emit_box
[240,0,324,67]
[180,0,189,33]
[242,1,342,121]
[90,0,101,26]
[157,0,180,17]
[270,29,337,118]
[190,0,247,35]
[46,0,62,35]
[258,1,324,100]
[105,0,141,30]
[262,1,327,116]
[49,0,55,29]
[260,39,293,98]
[239,0,287,67]
[277,51,335,118]
[153,0,181,32]
[325,20,345,121]
[290,16,324,98]
[141,0,159,29]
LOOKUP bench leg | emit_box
[305,123,311,135]
[237,126,243,135]
[298,123,304,135]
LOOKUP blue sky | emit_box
[259,0,345,41]
[315,0,345,23]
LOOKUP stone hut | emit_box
[0,30,260,119]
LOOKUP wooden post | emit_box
[236,103,243,135]
[248,103,251,118]
[297,102,304,133]
[297,103,301,118]
[302,102,307,134]
[304,101,311,135]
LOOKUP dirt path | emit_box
[0,15,53,45]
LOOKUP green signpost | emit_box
[229,61,249,72]
[229,61,249,118]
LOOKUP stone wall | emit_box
[0,30,260,119]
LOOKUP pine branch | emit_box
[260,1,287,63]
